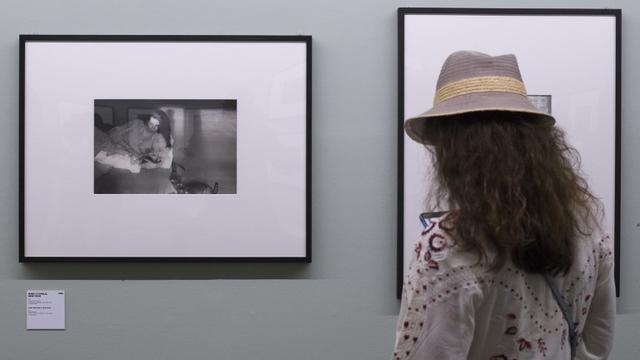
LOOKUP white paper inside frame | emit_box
[403,15,616,274]
[24,41,307,258]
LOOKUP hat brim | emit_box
[404,92,556,144]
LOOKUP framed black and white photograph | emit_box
[398,8,621,297]
[20,35,311,261]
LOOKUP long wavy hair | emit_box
[422,112,602,275]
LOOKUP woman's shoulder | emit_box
[575,227,614,273]
[404,213,488,312]
[411,213,485,277]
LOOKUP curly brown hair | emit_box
[422,112,602,275]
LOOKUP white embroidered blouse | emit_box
[393,215,615,360]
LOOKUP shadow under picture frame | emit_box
[397,8,621,298]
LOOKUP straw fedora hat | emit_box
[404,50,555,144]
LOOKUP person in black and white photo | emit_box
[94,99,237,195]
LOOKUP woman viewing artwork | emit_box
[392,51,615,359]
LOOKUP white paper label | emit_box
[26,290,65,330]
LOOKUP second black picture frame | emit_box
[398,8,621,297]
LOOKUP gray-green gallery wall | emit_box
[1,0,638,359]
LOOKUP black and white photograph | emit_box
[398,8,620,296]
[20,35,310,261]
[527,95,553,115]
[94,99,237,195]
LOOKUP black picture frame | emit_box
[397,8,621,298]
[20,35,312,263]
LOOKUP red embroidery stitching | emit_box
[517,338,532,351]
[537,338,548,356]
[424,250,432,262]
[414,242,422,260]
[428,233,447,252]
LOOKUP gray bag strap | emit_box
[543,273,577,359]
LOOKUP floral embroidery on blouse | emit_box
[393,215,615,360]
[537,338,548,356]
[518,337,533,351]
[428,233,447,252]
[393,218,484,360]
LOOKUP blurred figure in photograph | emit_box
[95,110,173,173]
